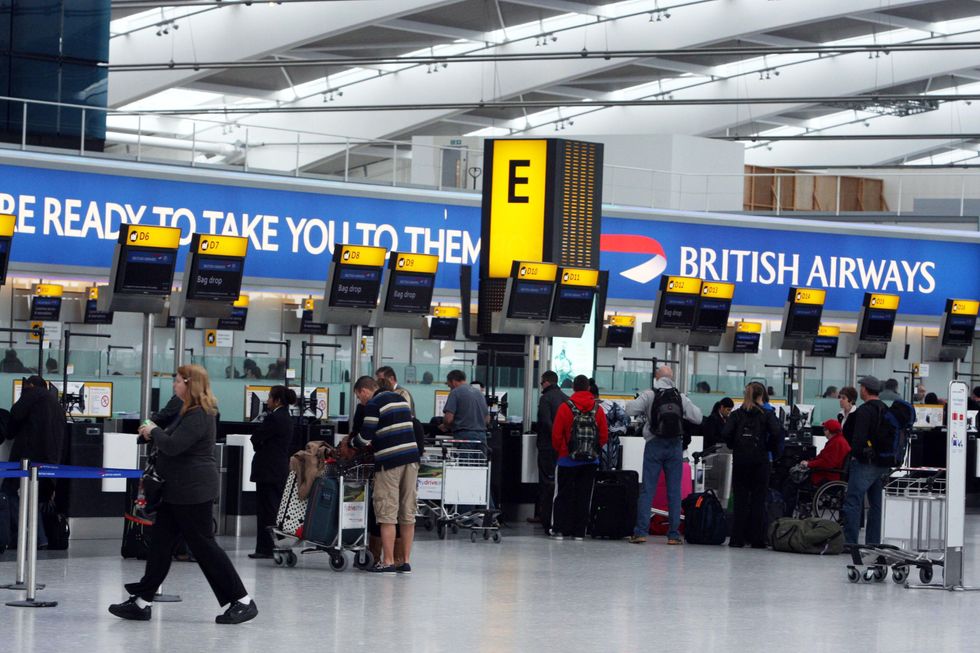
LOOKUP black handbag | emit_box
[140,448,165,512]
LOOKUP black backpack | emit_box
[868,400,916,467]
[733,409,768,463]
[649,388,684,438]
[567,400,600,461]
[682,491,728,544]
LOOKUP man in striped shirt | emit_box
[350,375,419,574]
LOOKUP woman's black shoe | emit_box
[108,597,151,621]
[216,600,258,624]
[248,552,273,559]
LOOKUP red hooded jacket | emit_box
[551,391,609,460]
[806,433,851,485]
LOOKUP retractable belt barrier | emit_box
[2,461,141,609]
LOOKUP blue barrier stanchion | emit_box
[1,460,43,592]
[6,466,56,608]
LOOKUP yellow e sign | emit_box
[487,140,548,278]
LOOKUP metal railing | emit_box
[3,94,980,225]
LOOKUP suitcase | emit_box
[303,475,340,545]
[275,470,309,538]
[588,470,639,539]
[653,461,693,513]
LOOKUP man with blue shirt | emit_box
[439,369,489,445]
[550,375,609,540]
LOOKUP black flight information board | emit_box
[655,277,701,329]
[506,261,557,320]
[84,299,114,325]
[384,253,438,314]
[943,299,979,347]
[300,309,330,335]
[185,234,247,302]
[30,294,62,321]
[693,282,735,334]
[859,293,899,343]
[117,248,177,295]
[783,288,825,338]
[550,267,598,324]
[328,245,386,309]
[732,322,762,354]
[810,335,839,357]
[217,306,248,331]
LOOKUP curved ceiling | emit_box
[106,0,980,172]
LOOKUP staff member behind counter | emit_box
[249,385,296,559]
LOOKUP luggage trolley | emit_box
[846,468,946,585]
[272,462,376,571]
[417,440,501,543]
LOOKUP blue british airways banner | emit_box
[0,161,977,316]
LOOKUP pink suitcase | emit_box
[652,461,693,512]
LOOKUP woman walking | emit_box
[109,364,258,624]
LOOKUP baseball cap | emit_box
[821,419,843,435]
[858,375,882,394]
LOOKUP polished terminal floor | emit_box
[2,519,980,653]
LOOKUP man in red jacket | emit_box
[783,419,851,517]
[551,375,609,540]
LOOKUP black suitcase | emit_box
[589,470,639,539]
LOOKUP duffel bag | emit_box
[767,517,843,555]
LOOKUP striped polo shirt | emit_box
[352,390,419,470]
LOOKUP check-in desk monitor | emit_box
[0,213,14,286]
[84,287,113,325]
[491,261,558,336]
[729,321,762,354]
[691,281,734,348]
[315,244,387,326]
[600,314,635,348]
[545,266,599,338]
[642,276,701,345]
[216,296,249,331]
[172,233,248,319]
[809,325,840,358]
[379,252,439,330]
[30,284,63,321]
[926,298,978,362]
[855,292,899,358]
[99,224,182,313]
[775,287,825,351]
[423,305,461,341]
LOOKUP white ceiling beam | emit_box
[108,0,453,106]
[636,57,719,78]
[231,0,938,172]
[740,33,817,47]
[851,11,946,35]
[503,0,609,18]
[542,85,603,99]
[381,18,488,42]
[441,114,502,127]
[754,116,811,128]
[183,81,280,100]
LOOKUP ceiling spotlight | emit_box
[550,34,557,42]
[172,23,179,30]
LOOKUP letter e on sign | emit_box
[488,140,548,278]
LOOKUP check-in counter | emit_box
[61,423,129,539]
[223,434,256,536]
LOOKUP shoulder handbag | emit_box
[140,447,165,513]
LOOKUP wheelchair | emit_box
[789,463,849,524]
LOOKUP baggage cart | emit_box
[845,468,945,585]
[416,440,501,543]
[272,463,375,571]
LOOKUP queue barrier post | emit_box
[6,466,57,608]
[1,460,44,592]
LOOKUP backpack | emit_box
[733,409,768,463]
[567,400,599,461]
[649,388,684,438]
[682,491,728,544]
[767,517,844,555]
[869,400,916,468]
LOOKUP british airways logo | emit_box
[600,234,668,284]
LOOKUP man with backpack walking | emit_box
[550,375,609,540]
[841,376,895,546]
[626,366,702,544]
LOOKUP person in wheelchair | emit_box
[783,419,851,519]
